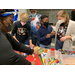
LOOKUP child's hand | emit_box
[29,44,34,49]
[51,31,56,36]
[46,34,51,38]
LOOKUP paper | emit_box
[25,54,42,65]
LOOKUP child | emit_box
[37,15,55,49]
[28,9,41,46]
[12,12,34,48]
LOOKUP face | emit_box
[41,17,49,28]
[30,9,37,14]
[57,16,66,23]
[41,17,49,25]
[1,14,14,33]
[20,21,26,26]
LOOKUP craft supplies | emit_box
[58,49,75,55]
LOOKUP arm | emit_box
[37,30,46,41]
[65,36,71,39]
[11,22,19,42]
[0,33,31,65]
[50,27,55,38]
[51,32,55,38]
[27,24,34,48]
[70,27,75,41]
[68,22,75,42]
[14,54,32,65]
[60,23,75,42]
[60,35,71,42]
[9,34,34,54]
[27,24,32,43]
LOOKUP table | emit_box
[14,46,75,65]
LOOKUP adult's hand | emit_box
[33,51,40,55]
[60,36,71,42]
[60,37,67,42]
[31,61,37,65]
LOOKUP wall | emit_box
[37,9,73,24]
[17,9,73,24]
[27,9,31,15]
[17,9,27,21]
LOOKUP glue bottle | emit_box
[50,48,55,58]
[46,49,50,65]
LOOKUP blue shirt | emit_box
[27,14,41,34]
[37,25,53,45]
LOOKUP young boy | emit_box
[12,12,34,48]
[28,9,41,46]
[37,15,55,49]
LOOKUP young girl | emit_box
[37,15,55,49]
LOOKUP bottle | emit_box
[46,49,50,65]
[50,48,55,58]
